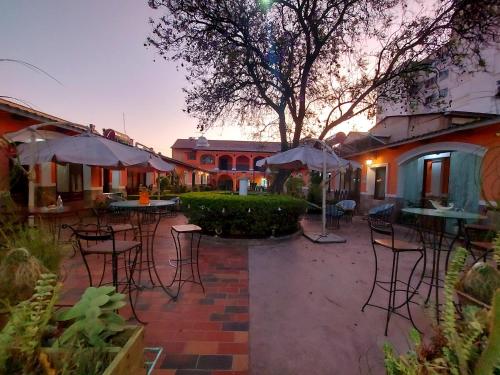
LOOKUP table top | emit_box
[28,206,77,215]
[109,199,176,209]
[402,207,486,221]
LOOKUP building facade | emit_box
[335,113,500,216]
[171,137,281,191]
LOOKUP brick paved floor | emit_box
[59,214,249,375]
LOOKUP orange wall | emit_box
[351,124,500,200]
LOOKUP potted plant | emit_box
[383,246,500,375]
[455,233,500,309]
[0,277,145,374]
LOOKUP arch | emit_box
[218,155,233,171]
[236,155,250,171]
[217,174,233,191]
[396,142,487,165]
[200,154,215,165]
[253,156,266,172]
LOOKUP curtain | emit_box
[448,151,481,213]
[400,157,424,206]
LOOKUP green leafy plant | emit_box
[0,273,60,374]
[285,176,304,198]
[383,247,500,374]
[181,192,307,237]
[55,286,126,348]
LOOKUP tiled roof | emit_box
[172,138,281,153]
[339,116,500,157]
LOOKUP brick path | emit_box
[59,214,249,375]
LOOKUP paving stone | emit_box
[197,355,233,370]
[222,322,249,332]
[161,355,199,369]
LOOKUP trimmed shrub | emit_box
[181,192,307,238]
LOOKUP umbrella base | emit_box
[303,231,346,243]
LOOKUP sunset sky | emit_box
[0,1,371,156]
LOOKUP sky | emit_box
[0,1,370,156]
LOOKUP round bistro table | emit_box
[108,199,178,299]
[401,207,486,321]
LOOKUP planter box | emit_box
[43,325,146,375]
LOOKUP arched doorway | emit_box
[218,155,232,171]
[218,174,234,191]
[236,155,250,171]
[396,142,486,212]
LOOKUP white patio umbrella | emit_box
[3,123,74,209]
[16,132,151,167]
[257,142,360,243]
[14,132,174,205]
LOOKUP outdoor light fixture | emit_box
[366,159,373,166]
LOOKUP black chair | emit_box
[464,223,496,263]
[93,207,137,238]
[64,223,144,323]
[326,204,344,229]
[361,216,426,335]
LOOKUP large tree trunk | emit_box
[270,111,291,193]
[270,169,291,193]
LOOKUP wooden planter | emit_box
[43,325,146,375]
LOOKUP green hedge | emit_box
[181,192,307,238]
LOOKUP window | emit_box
[439,88,448,98]
[200,154,214,164]
[187,151,196,160]
[438,69,449,81]
[424,93,438,105]
[424,76,437,89]
[374,167,386,200]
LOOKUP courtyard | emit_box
[57,213,434,375]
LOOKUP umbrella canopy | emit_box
[256,145,358,171]
[16,132,158,168]
[136,154,175,172]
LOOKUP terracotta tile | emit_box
[184,341,218,354]
[231,355,249,371]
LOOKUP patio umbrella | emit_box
[16,132,151,167]
[3,123,75,209]
[256,143,360,243]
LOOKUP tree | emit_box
[146,0,498,189]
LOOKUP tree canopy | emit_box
[147,0,498,150]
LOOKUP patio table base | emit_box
[303,231,346,243]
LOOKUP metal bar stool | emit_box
[169,224,204,300]
[361,216,426,335]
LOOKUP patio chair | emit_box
[464,223,496,263]
[368,203,394,222]
[336,200,356,222]
[362,216,426,336]
[326,204,344,229]
[64,223,144,323]
[93,206,137,238]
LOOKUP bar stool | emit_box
[361,216,426,335]
[169,224,204,300]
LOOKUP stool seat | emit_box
[464,224,495,232]
[172,224,202,233]
[374,238,423,251]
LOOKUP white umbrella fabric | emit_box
[256,144,354,172]
[16,132,152,167]
[257,144,360,243]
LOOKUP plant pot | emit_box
[42,325,146,375]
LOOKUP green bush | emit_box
[181,192,307,238]
[286,176,304,198]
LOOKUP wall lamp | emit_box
[365,159,373,166]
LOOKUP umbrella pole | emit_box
[322,146,327,236]
[158,172,161,200]
[28,133,36,210]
